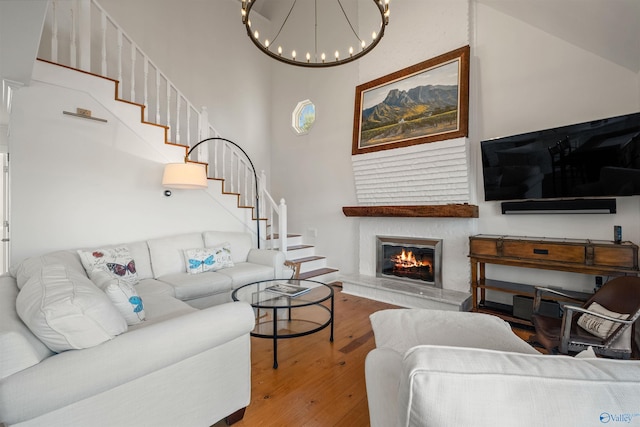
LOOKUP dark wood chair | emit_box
[531,276,640,359]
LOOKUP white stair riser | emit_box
[286,247,315,259]
[299,258,327,273]
[287,235,303,247]
[306,271,339,284]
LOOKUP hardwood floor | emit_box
[215,286,543,427]
[216,285,397,427]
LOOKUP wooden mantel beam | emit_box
[342,204,479,218]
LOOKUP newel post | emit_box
[279,198,287,254]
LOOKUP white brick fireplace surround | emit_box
[341,138,474,311]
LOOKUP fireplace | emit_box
[376,236,442,288]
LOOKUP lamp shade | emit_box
[162,163,208,189]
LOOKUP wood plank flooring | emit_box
[215,285,541,427]
[214,285,397,427]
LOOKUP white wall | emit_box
[97,0,273,178]
[473,3,640,295]
[269,0,473,291]
[9,68,248,263]
[270,0,640,295]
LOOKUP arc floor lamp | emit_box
[162,137,261,248]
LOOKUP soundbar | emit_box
[501,198,616,214]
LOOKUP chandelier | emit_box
[241,0,390,68]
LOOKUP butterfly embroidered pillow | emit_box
[78,246,139,287]
[88,269,145,325]
[106,281,145,325]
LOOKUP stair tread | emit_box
[299,268,339,280]
[286,244,314,251]
[267,233,302,239]
[289,256,325,263]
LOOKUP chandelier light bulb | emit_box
[278,46,282,56]
[292,50,296,60]
[349,46,354,56]
[321,52,326,62]
[253,30,259,39]
[372,31,377,40]
[265,39,269,48]
[361,40,366,49]
[335,50,339,60]
[306,52,311,62]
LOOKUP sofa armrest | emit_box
[370,309,539,355]
[365,348,403,427]
[0,302,255,425]
[247,248,285,278]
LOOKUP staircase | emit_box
[36,0,339,282]
[270,234,338,282]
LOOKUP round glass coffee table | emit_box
[232,279,334,369]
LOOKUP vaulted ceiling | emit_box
[478,0,640,73]
[247,0,640,74]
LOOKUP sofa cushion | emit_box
[157,272,232,301]
[0,275,54,379]
[147,232,204,278]
[216,262,275,288]
[399,346,640,427]
[78,247,139,287]
[16,264,128,353]
[203,231,253,263]
[10,250,85,290]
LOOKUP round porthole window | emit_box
[292,99,316,135]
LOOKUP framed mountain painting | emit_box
[352,46,469,155]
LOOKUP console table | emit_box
[469,235,639,326]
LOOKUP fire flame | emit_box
[392,249,431,270]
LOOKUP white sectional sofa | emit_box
[366,309,640,427]
[0,231,285,426]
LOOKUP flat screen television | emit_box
[481,112,640,201]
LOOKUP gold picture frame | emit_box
[352,46,470,155]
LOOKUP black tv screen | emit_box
[481,112,640,201]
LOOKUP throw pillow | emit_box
[577,301,631,350]
[210,242,234,270]
[78,246,138,287]
[184,247,218,274]
[16,264,128,353]
[103,278,146,325]
[184,243,234,274]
